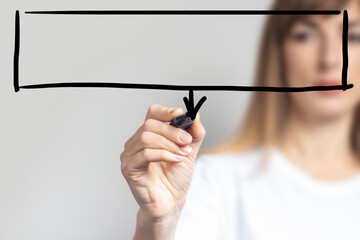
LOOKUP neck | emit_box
[277,108,360,181]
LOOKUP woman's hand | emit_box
[120,104,206,223]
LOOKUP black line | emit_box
[24,10,341,15]
[19,82,354,92]
[13,10,20,92]
[18,9,353,94]
[342,10,349,89]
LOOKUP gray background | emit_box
[1,0,271,239]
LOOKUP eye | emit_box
[349,33,360,42]
[291,31,312,42]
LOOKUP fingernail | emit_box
[179,132,192,144]
[168,108,177,114]
[180,146,192,154]
[173,154,186,162]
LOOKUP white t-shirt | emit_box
[174,147,360,240]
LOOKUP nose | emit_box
[318,32,342,71]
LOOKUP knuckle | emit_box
[120,152,128,172]
[124,139,130,150]
[143,119,155,131]
[120,160,127,175]
[139,131,151,145]
[148,104,160,114]
[198,123,206,137]
[201,127,207,137]
[120,151,128,162]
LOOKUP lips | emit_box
[315,79,341,86]
[314,79,342,95]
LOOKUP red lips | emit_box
[315,79,341,86]
[314,79,342,95]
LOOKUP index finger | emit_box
[144,104,184,122]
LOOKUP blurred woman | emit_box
[120,0,360,239]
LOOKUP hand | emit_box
[120,104,206,222]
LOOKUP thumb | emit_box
[186,112,206,159]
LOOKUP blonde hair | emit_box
[199,0,360,158]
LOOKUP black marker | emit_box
[169,112,194,132]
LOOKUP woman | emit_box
[120,0,360,239]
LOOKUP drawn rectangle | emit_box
[13,10,352,93]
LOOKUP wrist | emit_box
[133,207,183,240]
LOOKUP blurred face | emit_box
[283,0,360,121]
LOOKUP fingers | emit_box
[187,112,206,142]
[144,104,184,122]
[120,103,206,174]
[121,148,188,173]
[124,129,193,157]
[125,104,191,151]
[142,119,193,146]
[184,112,207,160]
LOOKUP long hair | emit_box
[199,0,360,159]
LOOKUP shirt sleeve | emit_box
[173,154,221,240]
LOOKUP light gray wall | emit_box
[1,0,271,239]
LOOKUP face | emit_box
[283,0,360,121]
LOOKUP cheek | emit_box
[284,42,317,87]
[348,44,360,103]
[348,46,360,84]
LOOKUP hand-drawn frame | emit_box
[13,10,353,94]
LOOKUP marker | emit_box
[169,112,194,132]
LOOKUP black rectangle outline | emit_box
[13,10,353,93]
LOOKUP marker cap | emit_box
[169,112,194,131]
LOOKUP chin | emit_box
[313,107,349,121]
[306,94,354,121]
[292,92,355,121]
